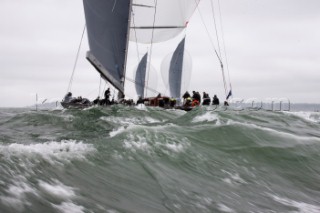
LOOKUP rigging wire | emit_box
[210,0,222,58]
[131,7,141,62]
[102,81,107,97]
[209,0,227,97]
[195,1,228,97]
[195,4,222,65]
[67,25,86,93]
[126,76,162,95]
[98,76,102,98]
[145,0,158,97]
[217,0,233,95]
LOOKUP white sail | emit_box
[131,0,200,43]
[161,38,192,99]
[83,0,132,95]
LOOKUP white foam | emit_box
[222,178,233,185]
[192,112,220,123]
[0,177,37,212]
[0,140,96,165]
[269,194,320,213]
[227,120,320,144]
[39,179,76,199]
[222,170,247,185]
[164,142,186,152]
[123,135,152,154]
[108,117,159,137]
[144,116,161,123]
[135,104,148,111]
[109,126,126,137]
[284,111,320,123]
[158,137,190,153]
[107,210,120,213]
[102,116,160,126]
[53,201,85,213]
[217,203,234,212]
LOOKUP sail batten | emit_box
[132,4,154,8]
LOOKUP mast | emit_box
[120,0,133,99]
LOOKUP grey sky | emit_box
[0,0,319,107]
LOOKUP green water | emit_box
[0,106,320,212]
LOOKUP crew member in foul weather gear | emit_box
[192,99,200,106]
[169,98,176,108]
[185,97,192,107]
[93,96,100,105]
[104,88,110,100]
[183,91,190,99]
[202,92,211,105]
[136,96,144,105]
[63,92,74,103]
[192,91,201,103]
[212,95,220,105]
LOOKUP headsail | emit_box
[83,0,132,95]
[131,0,200,43]
[134,53,148,98]
[169,38,185,99]
[161,37,192,99]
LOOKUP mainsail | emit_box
[83,0,132,96]
[134,53,148,98]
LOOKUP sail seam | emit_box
[131,26,185,29]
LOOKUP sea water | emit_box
[0,104,320,213]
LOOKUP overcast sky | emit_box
[0,0,319,107]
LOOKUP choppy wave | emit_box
[0,106,320,212]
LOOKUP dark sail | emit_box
[135,53,148,98]
[169,37,186,99]
[83,0,131,94]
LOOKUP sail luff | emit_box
[121,0,134,98]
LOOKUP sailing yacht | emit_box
[61,0,214,109]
